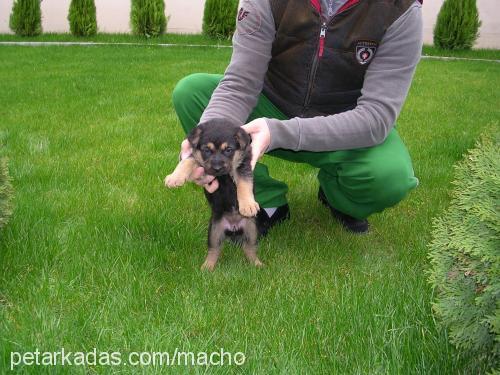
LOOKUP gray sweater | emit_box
[200,0,423,152]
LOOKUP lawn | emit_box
[0,40,498,374]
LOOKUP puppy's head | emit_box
[187,119,251,176]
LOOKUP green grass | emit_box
[1,33,499,60]
[0,32,232,46]
[422,45,500,60]
[0,40,499,374]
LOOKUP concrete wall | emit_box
[422,0,499,48]
[0,0,499,48]
[0,0,205,34]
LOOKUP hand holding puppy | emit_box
[167,117,270,191]
[241,118,271,170]
[178,138,219,193]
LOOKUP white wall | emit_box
[0,0,205,34]
[0,0,498,48]
[422,0,500,48]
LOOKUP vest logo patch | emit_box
[355,41,378,65]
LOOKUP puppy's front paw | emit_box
[164,173,186,188]
[254,258,264,268]
[238,199,260,217]
[200,259,217,271]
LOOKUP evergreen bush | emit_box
[0,158,13,230]
[9,0,42,37]
[68,0,97,37]
[130,0,167,38]
[433,0,481,50]
[202,0,238,39]
[428,133,499,366]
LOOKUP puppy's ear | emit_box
[234,127,251,150]
[187,126,202,149]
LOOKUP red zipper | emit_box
[318,23,327,57]
[303,0,326,114]
[310,0,326,58]
[303,0,360,115]
[318,0,362,57]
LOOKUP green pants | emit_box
[172,73,418,219]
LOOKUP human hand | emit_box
[179,138,219,193]
[241,118,271,170]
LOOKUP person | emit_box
[171,0,423,235]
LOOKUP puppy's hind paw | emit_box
[239,199,260,217]
[164,173,186,188]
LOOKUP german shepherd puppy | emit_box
[165,120,262,271]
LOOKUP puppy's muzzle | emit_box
[207,156,229,176]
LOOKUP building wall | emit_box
[0,0,499,48]
[0,0,205,34]
[422,0,499,48]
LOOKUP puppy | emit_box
[165,119,262,271]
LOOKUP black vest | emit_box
[263,0,419,118]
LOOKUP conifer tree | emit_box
[428,134,499,366]
[130,0,167,37]
[202,0,238,39]
[434,0,481,49]
[68,0,97,37]
[9,0,42,36]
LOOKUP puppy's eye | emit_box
[223,147,234,156]
[201,148,212,156]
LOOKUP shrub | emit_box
[68,0,97,37]
[202,0,238,39]
[433,0,481,50]
[0,158,13,230]
[428,133,499,366]
[130,0,167,38]
[9,0,42,36]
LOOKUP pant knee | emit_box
[369,163,416,208]
[325,161,416,218]
[172,73,206,113]
[171,73,221,133]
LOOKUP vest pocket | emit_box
[308,89,361,116]
[314,50,368,92]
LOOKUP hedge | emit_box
[9,0,42,36]
[434,0,481,50]
[68,0,97,37]
[428,133,499,367]
[130,0,167,37]
[202,0,238,39]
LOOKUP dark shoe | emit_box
[256,204,290,237]
[318,188,369,234]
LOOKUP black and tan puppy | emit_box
[165,119,262,271]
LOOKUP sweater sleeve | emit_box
[200,0,275,124]
[266,1,423,152]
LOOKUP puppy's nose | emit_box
[212,165,223,172]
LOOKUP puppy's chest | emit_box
[205,174,239,215]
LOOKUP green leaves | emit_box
[202,0,239,39]
[9,0,42,36]
[68,0,97,37]
[130,0,167,38]
[433,0,481,50]
[428,132,500,366]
